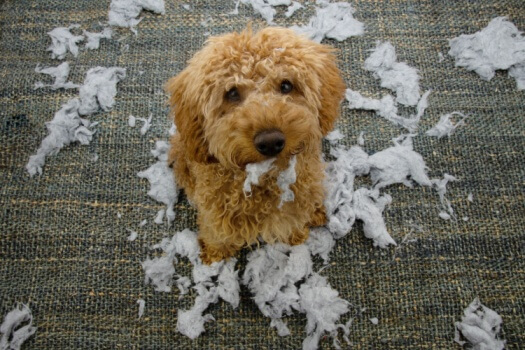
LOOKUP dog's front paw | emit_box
[287,227,309,246]
[199,239,235,265]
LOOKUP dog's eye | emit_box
[225,87,241,102]
[280,80,293,94]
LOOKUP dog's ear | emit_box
[314,47,346,136]
[165,69,209,163]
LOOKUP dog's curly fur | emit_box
[166,26,346,264]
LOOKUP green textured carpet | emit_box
[1,0,524,349]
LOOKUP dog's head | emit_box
[166,27,346,168]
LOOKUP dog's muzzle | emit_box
[254,129,285,157]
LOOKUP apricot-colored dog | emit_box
[166,27,345,264]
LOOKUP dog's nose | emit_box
[254,129,286,157]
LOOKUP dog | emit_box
[166,26,346,264]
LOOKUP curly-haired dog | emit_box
[166,27,346,264]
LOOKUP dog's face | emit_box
[166,27,346,168]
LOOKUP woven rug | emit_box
[0,0,523,348]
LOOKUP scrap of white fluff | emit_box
[34,62,79,90]
[285,1,303,18]
[448,17,525,90]
[291,1,364,43]
[108,0,166,33]
[127,229,138,241]
[368,135,432,189]
[142,229,200,292]
[84,27,113,50]
[137,299,145,319]
[306,227,335,263]
[454,298,506,350]
[0,304,37,350]
[137,141,179,225]
[277,155,297,208]
[128,115,136,127]
[78,66,127,115]
[345,89,431,132]
[364,41,421,106]
[47,25,84,60]
[138,114,153,135]
[240,0,277,24]
[177,259,240,339]
[325,129,344,145]
[26,99,96,176]
[426,112,467,139]
[432,173,457,220]
[243,158,276,196]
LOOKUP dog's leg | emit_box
[287,226,309,246]
[307,204,327,227]
[198,231,240,265]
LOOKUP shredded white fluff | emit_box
[34,62,79,90]
[291,1,364,43]
[426,112,467,139]
[325,129,344,145]
[0,304,37,350]
[345,89,431,132]
[137,299,145,319]
[277,156,297,208]
[243,158,275,196]
[364,41,421,106]
[306,227,335,263]
[357,131,365,146]
[128,115,136,127]
[84,27,113,50]
[137,141,179,225]
[78,66,127,115]
[47,25,84,60]
[240,0,277,24]
[448,17,525,90]
[432,173,457,220]
[467,193,474,202]
[127,229,138,241]
[370,317,379,325]
[454,298,506,350]
[108,0,166,34]
[285,1,303,18]
[138,114,153,135]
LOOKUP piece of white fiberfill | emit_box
[291,1,364,43]
[238,0,277,25]
[47,25,84,60]
[448,17,525,90]
[426,112,467,139]
[0,303,37,350]
[78,66,127,115]
[138,141,179,225]
[84,27,113,50]
[432,173,457,220]
[108,0,166,33]
[137,299,145,319]
[364,41,421,106]
[34,62,79,90]
[345,89,431,132]
[277,155,297,208]
[138,114,153,135]
[243,158,275,196]
[285,1,303,18]
[368,135,432,189]
[454,298,506,350]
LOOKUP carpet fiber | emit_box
[0,0,523,349]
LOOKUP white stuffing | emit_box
[240,0,277,24]
[270,318,291,336]
[357,131,365,146]
[108,0,166,34]
[181,4,191,11]
[26,66,125,176]
[364,41,421,106]
[78,66,127,115]
[448,17,525,90]
[139,219,147,227]
[137,114,153,135]
[467,193,474,202]
[454,298,506,350]
[127,229,138,241]
[34,62,79,90]
[368,135,432,189]
[26,99,96,176]
[229,0,241,15]
[0,304,37,350]
[432,173,457,220]
[277,155,297,208]
[128,115,136,127]
[137,141,179,225]
[137,299,145,319]
[345,89,431,132]
[243,158,275,196]
[47,25,84,60]
[285,1,303,18]
[438,52,445,63]
[426,112,467,139]
[84,27,113,50]
[306,227,335,263]
[370,317,379,325]
[291,1,364,43]
[325,129,344,145]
